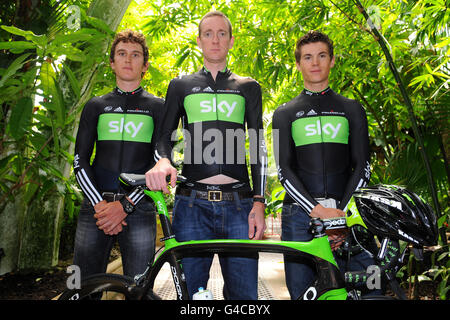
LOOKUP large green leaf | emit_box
[82,12,115,36]
[0,53,31,88]
[39,62,65,128]
[61,62,81,99]
[1,25,47,47]
[7,97,34,140]
[0,41,36,53]
[51,28,100,46]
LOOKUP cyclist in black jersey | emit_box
[272,31,377,299]
[72,30,164,280]
[145,11,267,299]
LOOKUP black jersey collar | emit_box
[114,86,143,96]
[201,66,231,77]
[302,87,331,96]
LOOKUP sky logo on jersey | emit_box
[200,98,236,117]
[97,113,154,143]
[291,116,349,146]
[184,93,245,124]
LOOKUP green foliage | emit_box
[426,248,450,300]
[0,0,448,277]
[0,5,114,214]
[134,0,448,221]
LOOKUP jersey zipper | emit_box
[319,101,328,199]
[208,71,223,176]
[118,95,126,191]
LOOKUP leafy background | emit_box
[0,0,448,299]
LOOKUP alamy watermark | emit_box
[366,265,381,290]
[170,125,267,166]
[67,5,81,31]
[66,264,81,289]
[366,5,382,30]
[303,265,381,299]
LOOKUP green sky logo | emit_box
[292,116,349,146]
[97,113,154,143]
[184,93,245,124]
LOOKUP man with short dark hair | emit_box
[146,11,267,300]
[273,30,375,299]
[73,29,164,279]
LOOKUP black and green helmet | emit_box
[352,185,438,246]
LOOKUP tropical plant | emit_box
[0,0,447,278]
[0,0,131,274]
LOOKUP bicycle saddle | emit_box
[119,173,187,187]
[119,173,146,187]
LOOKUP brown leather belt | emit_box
[176,187,253,202]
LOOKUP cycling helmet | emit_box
[352,185,438,246]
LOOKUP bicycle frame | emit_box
[136,189,350,300]
[58,174,418,301]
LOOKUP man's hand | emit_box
[310,204,346,220]
[310,204,347,251]
[94,200,108,214]
[94,201,128,235]
[248,201,266,240]
[145,158,177,194]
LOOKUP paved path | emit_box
[105,250,290,300]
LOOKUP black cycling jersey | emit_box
[156,67,267,196]
[74,87,164,205]
[272,87,371,212]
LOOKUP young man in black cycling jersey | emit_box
[145,11,267,299]
[273,31,377,299]
[72,30,164,280]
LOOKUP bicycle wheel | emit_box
[58,274,139,300]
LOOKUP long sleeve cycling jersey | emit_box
[272,87,371,212]
[73,87,164,206]
[155,67,267,196]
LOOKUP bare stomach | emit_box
[197,174,239,184]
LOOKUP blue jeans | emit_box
[73,198,156,279]
[172,192,258,300]
[281,203,380,299]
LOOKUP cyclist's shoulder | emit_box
[82,91,113,110]
[230,72,260,89]
[140,90,164,105]
[327,90,365,115]
[171,71,199,84]
[273,100,297,122]
[274,93,305,114]
[329,90,361,106]
[166,73,200,94]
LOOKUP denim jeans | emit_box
[73,197,156,279]
[281,203,380,299]
[172,192,258,300]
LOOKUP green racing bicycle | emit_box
[59,173,438,300]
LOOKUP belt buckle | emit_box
[208,190,222,202]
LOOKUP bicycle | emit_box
[59,174,437,300]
